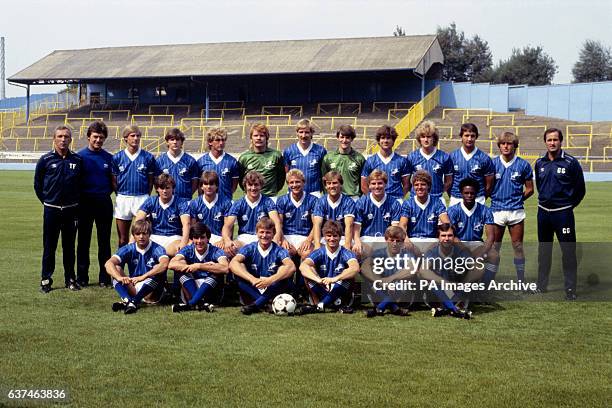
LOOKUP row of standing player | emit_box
[35,118,584,301]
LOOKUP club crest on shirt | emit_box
[250,264,258,271]
[427,213,437,223]
[511,171,520,181]
[267,264,278,273]
[285,211,293,218]
[391,168,399,176]
[151,213,158,219]
[432,163,441,173]
[320,264,327,272]
[291,160,297,166]
[474,222,484,232]
[137,164,147,173]
[471,164,481,172]
[454,165,459,171]
[264,160,274,170]
[197,213,204,220]
[416,164,423,170]
[334,264,345,273]
[222,167,230,176]
[213,212,223,221]
[257,211,266,220]
[301,211,309,220]
[367,213,374,220]
[457,221,465,228]
[348,162,358,171]
[168,214,177,223]
[103,163,109,169]
[383,212,391,222]
[309,159,317,167]
[330,163,337,169]
[119,165,125,172]
[163,168,170,174]
[241,214,249,221]
[146,257,155,268]
[179,167,187,176]
[410,217,417,223]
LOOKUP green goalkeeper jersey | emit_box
[238,147,285,197]
[321,148,365,197]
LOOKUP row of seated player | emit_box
[106,215,490,320]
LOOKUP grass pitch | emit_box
[0,171,610,407]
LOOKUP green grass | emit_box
[0,171,610,407]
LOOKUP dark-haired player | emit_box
[169,223,228,312]
[321,124,365,199]
[449,123,494,206]
[156,128,199,200]
[188,171,231,246]
[360,125,410,201]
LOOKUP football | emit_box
[272,293,297,316]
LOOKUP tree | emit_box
[393,25,406,37]
[436,23,492,82]
[491,46,557,85]
[572,40,612,83]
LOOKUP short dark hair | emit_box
[437,223,455,236]
[190,223,211,239]
[155,173,176,189]
[336,124,356,140]
[459,178,479,192]
[200,170,219,187]
[543,128,564,142]
[165,128,185,142]
[459,123,479,138]
[87,120,108,138]
[322,220,342,237]
[375,125,398,142]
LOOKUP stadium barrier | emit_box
[242,115,293,138]
[28,113,68,127]
[372,101,416,112]
[488,125,548,141]
[201,108,246,119]
[131,115,175,126]
[310,116,357,131]
[67,117,104,129]
[388,109,411,121]
[316,102,362,115]
[383,86,440,153]
[261,105,304,117]
[442,108,492,120]
[461,113,515,126]
[90,110,131,121]
[437,125,454,140]
[208,101,245,109]
[566,125,593,149]
[8,126,48,139]
[149,104,191,115]
[180,117,224,129]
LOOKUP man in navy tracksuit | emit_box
[77,121,114,288]
[34,125,83,293]
[534,128,585,300]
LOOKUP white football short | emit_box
[493,209,526,226]
[114,194,148,221]
[285,234,308,249]
[236,233,258,245]
[150,234,182,248]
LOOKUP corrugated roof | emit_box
[9,35,442,83]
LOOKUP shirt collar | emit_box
[290,192,305,207]
[376,151,394,164]
[257,242,272,258]
[420,148,437,160]
[159,195,175,210]
[167,151,184,164]
[460,201,477,217]
[369,193,387,208]
[327,194,342,209]
[245,194,262,209]
[202,194,218,209]
[195,244,210,261]
[414,195,431,210]
[296,142,313,156]
[501,155,517,168]
[209,151,225,165]
[124,148,142,161]
[135,241,152,255]
[326,246,341,259]
[460,146,478,161]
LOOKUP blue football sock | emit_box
[320,284,347,307]
[114,282,130,302]
[432,289,458,311]
[514,258,526,282]
[482,262,499,287]
[188,282,214,306]
[181,278,199,298]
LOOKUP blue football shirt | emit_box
[307,246,357,278]
[197,152,240,201]
[176,243,227,279]
[447,202,495,242]
[354,194,401,237]
[361,152,410,200]
[400,196,447,239]
[283,142,327,194]
[113,241,168,278]
[491,156,533,211]
[406,148,453,198]
[187,194,231,237]
[313,193,356,234]
[228,195,277,235]
[112,149,157,196]
[156,151,199,200]
[276,192,317,236]
[238,241,291,278]
[449,147,494,198]
[138,196,190,236]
